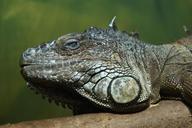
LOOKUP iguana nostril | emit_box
[22,48,36,60]
[20,51,33,67]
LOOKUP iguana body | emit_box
[20,18,192,114]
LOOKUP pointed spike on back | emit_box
[108,16,118,31]
[183,25,192,36]
[108,16,116,27]
[129,31,140,39]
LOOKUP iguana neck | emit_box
[117,37,192,102]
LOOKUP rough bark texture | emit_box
[0,100,191,128]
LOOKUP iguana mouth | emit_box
[20,64,31,68]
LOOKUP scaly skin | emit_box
[20,18,192,114]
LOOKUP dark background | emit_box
[0,0,192,125]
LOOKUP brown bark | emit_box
[0,100,191,128]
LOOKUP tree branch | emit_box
[0,101,191,128]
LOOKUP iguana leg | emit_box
[160,66,192,107]
[180,67,192,107]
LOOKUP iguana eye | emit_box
[63,39,80,50]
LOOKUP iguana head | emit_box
[20,18,149,113]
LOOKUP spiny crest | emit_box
[108,16,118,31]
[183,25,192,36]
[84,17,129,42]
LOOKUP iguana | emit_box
[20,17,192,114]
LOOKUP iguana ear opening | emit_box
[108,16,118,31]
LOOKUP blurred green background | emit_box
[0,0,192,125]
